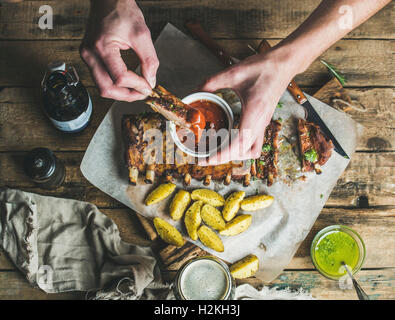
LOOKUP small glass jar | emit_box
[173,256,235,300]
[23,147,65,189]
[311,225,366,280]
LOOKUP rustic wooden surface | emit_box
[0,0,394,300]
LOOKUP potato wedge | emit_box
[191,189,225,207]
[230,254,259,279]
[184,200,203,240]
[197,225,224,252]
[219,214,252,236]
[145,183,176,206]
[169,190,191,220]
[201,204,226,231]
[222,191,245,221]
[240,194,274,211]
[153,217,185,247]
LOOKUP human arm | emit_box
[200,0,391,165]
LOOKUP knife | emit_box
[185,21,239,66]
[257,40,349,159]
[185,21,349,159]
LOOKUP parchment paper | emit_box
[81,24,363,282]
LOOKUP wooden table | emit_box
[0,0,394,300]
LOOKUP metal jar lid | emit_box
[23,148,56,180]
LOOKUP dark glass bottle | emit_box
[23,148,65,189]
[41,61,92,133]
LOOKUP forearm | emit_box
[273,0,391,75]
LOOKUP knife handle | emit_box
[185,21,235,67]
[257,40,307,105]
[287,80,307,104]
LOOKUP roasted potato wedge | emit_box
[145,183,176,206]
[201,204,226,231]
[153,217,185,247]
[197,225,224,252]
[184,200,203,241]
[222,191,245,221]
[191,189,225,207]
[230,254,259,279]
[219,214,252,236]
[169,190,191,220]
[240,194,274,211]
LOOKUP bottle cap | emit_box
[47,61,66,73]
[24,148,56,180]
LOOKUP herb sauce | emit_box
[314,230,360,277]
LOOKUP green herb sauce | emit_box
[314,230,360,277]
[304,149,318,162]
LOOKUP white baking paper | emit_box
[81,23,363,282]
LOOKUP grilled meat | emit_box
[297,119,334,174]
[122,113,250,186]
[123,112,333,186]
[145,85,191,129]
[255,120,282,186]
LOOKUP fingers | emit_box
[94,43,153,97]
[80,47,146,102]
[200,67,238,93]
[131,27,160,89]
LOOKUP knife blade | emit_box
[185,22,349,159]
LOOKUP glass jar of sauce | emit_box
[173,256,235,300]
[311,225,366,280]
[23,148,65,189]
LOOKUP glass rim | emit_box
[310,225,366,280]
[175,255,234,300]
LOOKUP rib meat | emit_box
[145,85,191,129]
[297,119,334,174]
[255,120,282,186]
[122,112,249,186]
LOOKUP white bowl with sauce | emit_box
[168,92,234,158]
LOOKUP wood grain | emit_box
[0,0,393,40]
[0,268,393,300]
[0,39,393,87]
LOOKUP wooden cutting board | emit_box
[136,77,352,271]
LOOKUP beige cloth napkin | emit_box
[0,188,171,299]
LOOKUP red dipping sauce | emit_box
[178,99,228,150]
[189,99,227,132]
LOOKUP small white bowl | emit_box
[169,92,234,158]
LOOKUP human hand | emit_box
[199,48,297,165]
[80,0,159,102]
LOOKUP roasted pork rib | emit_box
[145,85,191,129]
[123,113,333,186]
[255,120,282,186]
[297,119,334,174]
[123,113,251,186]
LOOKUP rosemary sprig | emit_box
[320,59,347,86]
